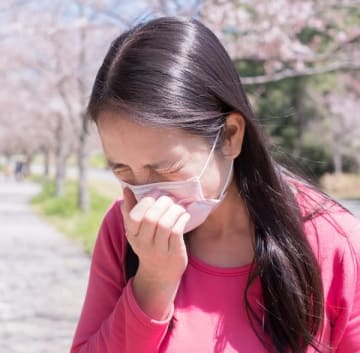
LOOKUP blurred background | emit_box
[0,0,359,352]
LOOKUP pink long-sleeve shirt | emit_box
[70,186,360,353]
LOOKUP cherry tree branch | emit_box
[241,61,360,85]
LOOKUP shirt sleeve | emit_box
[330,212,360,352]
[69,200,173,353]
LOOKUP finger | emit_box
[153,204,187,252]
[138,195,175,246]
[169,212,191,252]
[120,187,137,216]
[125,194,158,237]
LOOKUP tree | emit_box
[0,0,122,208]
[199,0,360,84]
[148,0,360,178]
[316,74,360,173]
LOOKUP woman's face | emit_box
[97,111,235,200]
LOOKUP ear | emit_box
[221,112,246,159]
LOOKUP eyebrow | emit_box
[107,159,177,170]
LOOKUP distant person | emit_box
[14,160,24,182]
[70,17,360,353]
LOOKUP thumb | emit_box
[120,187,137,215]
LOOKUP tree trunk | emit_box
[24,153,33,177]
[43,148,50,177]
[333,151,343,175]
[77,114,89,212]
[356,155,360,173]
[55,114,66,197]
[5,154,11,165]
[77,12,89,213]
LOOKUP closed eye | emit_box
[107,162,130,176]
[107,159,185,180]
[155,160,184,174]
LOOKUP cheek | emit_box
[200,164,223,199]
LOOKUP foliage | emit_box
[197,0,360,177]
[31,179,117,254]
[200,0,360,84]
[268,145,330,184]
[1,0,359,194]
[244,75,333,178]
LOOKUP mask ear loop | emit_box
[197,126,224,180]
[218,160,234,199]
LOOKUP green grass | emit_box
[88,152,107,169]
[31,179,121,255]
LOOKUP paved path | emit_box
[0,177,90,353]
[339,199,360,219]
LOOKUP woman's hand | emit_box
[120,187,190,320]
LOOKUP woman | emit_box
[70,17,360,353]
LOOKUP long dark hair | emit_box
[87,16,329,353]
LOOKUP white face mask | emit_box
[120,129,234,233]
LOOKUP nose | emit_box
[124,169,153,186]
